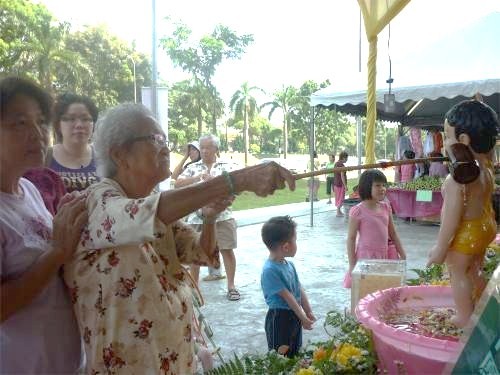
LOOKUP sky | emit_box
[38,0,500,106]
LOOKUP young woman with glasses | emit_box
[48,93,99,192]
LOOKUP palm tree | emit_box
[175,78,213,136]
[229,82,264,166]
[261,86,297,159]
[19,15,87,93]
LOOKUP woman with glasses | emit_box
[0,76,86,374]
[63,103,295,374]
[48,93,99,192]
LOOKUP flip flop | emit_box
[227,289,240,301]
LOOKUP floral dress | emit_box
[64,178,219,374]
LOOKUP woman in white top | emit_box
[0,76,86,373]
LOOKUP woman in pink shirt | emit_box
[428,152,449,178]
[343,169,406,287]
[400,150,416,183]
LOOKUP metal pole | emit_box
[151,0,158,119]
[309,106,315,227]
[356,116,363,177]
[129,56,137,103]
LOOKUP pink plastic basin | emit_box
[355,285,463,375]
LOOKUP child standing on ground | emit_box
[326,154,336,204]
[427,100,498,328]
[334,151,348,216]
[343,169,406,288]
[260,216,315,358]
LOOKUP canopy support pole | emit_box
[309,106,315,227]
[356,116,363,176]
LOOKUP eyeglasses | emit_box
[60,116,94,124]
[129,133,171,149]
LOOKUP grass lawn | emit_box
[231,178,358,211]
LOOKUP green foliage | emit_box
[231,135,244,153]
[231,178,358,211]
[482,248,500,281]
[401,176,443,191]
[250,116,282,154]
[160,18,253,133]
[230,82,265,166]
[407,250,499,286]
[0,0,150,110]
[208,311,377,375]
[261,86,298,158]
[361,119,397,160]
[168,78,213,137]
[65,26,151,109]
[406,264,446,286]
[0,0,85,92]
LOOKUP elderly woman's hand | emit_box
[52,194,88,263]
[231,161,296,197]
[201,196,235,220]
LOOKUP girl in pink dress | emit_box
[343,169,406,288]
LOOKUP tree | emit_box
[261,86,297,158]
[168,78,213,141]
[0,1,150,110]
[0,0,86,93]
[160,19,254,133]
[65,26,151,109]
[1,0,41,73]
[251,116,282,154]
[229,82,264,166]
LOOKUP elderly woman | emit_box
[64,103,294,374]
[171,140,201,180]
[0,76,86,373]
[176,134,240,300]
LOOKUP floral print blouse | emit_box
[179,160,235,224]
[64,178,219,374]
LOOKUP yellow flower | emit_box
[313,346,328,362]
[336,353,350,366]
[296,368,316,375]
[331,344,362,368]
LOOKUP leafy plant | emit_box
[406,264,446,286]
[208,311,377,375]
[407,248,499,286]
[483,248,500,281]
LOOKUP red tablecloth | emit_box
[386,188,443,218]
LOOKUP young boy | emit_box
[260,216,315,358]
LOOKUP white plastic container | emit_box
[351,259,406,313]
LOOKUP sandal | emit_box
[227,289,240,301]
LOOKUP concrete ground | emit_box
[195,199,440,362]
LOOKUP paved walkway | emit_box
[195,200,440,363]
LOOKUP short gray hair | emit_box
[93,103,154,178]
[199,134,220,150]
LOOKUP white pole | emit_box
[151,0,158,119]
[356,116,363,176]
[128,56,137,103]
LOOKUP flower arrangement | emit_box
[208,311,377,375]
